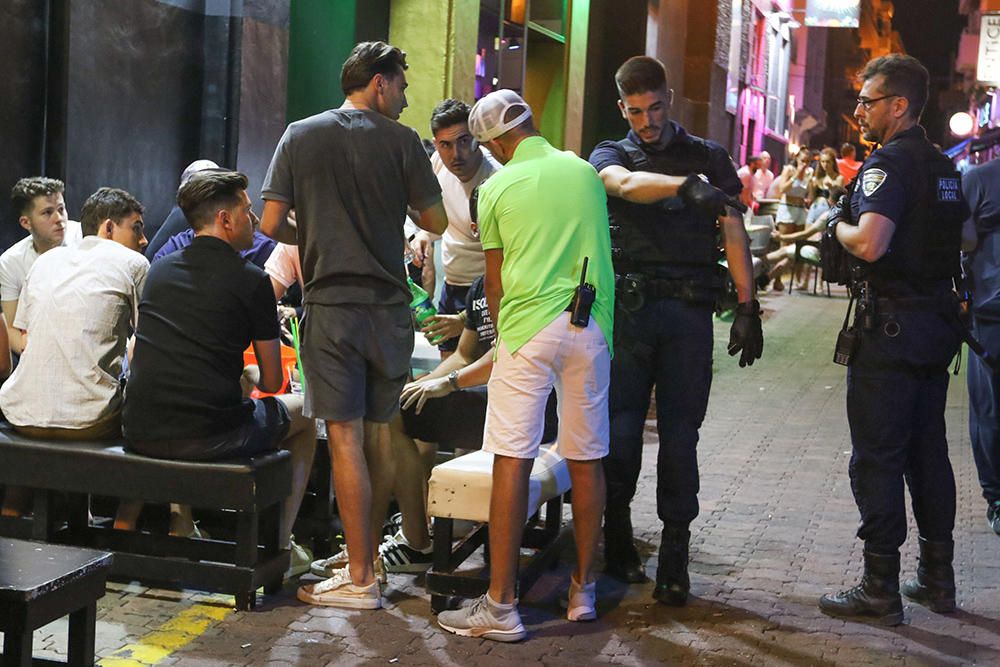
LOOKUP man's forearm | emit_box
[7,325,24,355]
[721,214,754,303]
[601,166,686,204]
[260,200,297,244]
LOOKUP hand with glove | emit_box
[728,299,763,368]
[400,375,454,414]
[820,194,854,286]
[678,174,747,217]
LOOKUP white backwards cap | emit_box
[180,159,220,185]
[468,89,533,142]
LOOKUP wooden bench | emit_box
[425,445,572,613]
[0,426,291,610]
[0,538,112,666]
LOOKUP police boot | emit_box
[603,505,647,583]
[901,537,956,613]
[653,524,690,606]
[819,551,904,626]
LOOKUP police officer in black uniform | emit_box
[588,56,762,606]
[819,54,968,625]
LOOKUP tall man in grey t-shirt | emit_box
[261,41,448,610]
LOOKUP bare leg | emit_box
[487,455,533,604]
[1,486,30,517]
[274,394,316,546]
[326,418,375,586]
[113,499,144,531]
[365,421,395,548]
[566,459,606,585]
[389,417,433,550]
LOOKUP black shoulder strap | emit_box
[617,138,650,172]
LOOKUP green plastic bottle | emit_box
[407,277,444,344]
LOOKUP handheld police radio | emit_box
[570,257,596,328]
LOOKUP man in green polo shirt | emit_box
[437,90,614,641]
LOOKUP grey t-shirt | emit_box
[262,109,442,306]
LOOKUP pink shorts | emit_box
[483,312,610,461]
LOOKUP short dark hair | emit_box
[177,169,249,231]
[859,54,929,120]
[747,155,762,167]
[430,99,472,135]
[80,187,144,237]
[341,41,408,96]
[840,142,856,157]
[615,56,668,97]
[11,177,64,217]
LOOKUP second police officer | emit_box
[819,54,968,625]
[588,56,763,605]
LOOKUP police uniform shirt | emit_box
[589,121,742,197]
[848,126,926,228]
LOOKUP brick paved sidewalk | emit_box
[13,292,1000,666]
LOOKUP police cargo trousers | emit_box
[604,297,714,526]
[968,317,1000,504]
[845,312,959,554]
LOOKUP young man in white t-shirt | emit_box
[409,99,500,356]
[1,177,83,353]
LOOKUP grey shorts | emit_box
[301,303,414,423]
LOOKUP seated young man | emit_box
[122,169,315,567]
[0,187,146,516]
[0,186,147,438]
[1,177,84,354]
[310,274,556,577]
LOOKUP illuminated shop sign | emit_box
[979,13,1000,85]
[804,0,860,28]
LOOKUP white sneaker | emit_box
[296,569,381,609]
[286,539,313,579]
[310,547,387,585]
[379,530,433,573]
[310,545,349,577]
[565,577,597,622]
[437,593,527,642]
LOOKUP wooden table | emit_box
[0,538,112,667]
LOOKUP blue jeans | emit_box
[968,317,1000,503]
[604,297,714,526]
[846,310,959,553]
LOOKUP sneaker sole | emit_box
[296,586,382,610]
[437,620,527,642]
[819,606,903,626]
[567,607,597,622]
[384,562,433,574]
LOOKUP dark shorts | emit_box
[301,303,413,423]
[401,387,558,452]
[126,397,291,462]
[436,282,472,353]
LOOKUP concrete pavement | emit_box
[13,290,1000,666]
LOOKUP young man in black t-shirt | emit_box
[123,170,316,568]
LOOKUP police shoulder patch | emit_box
[861,168,887,197]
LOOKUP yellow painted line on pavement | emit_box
[99,600,233,666]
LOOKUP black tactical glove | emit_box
[728,299,763,368]
[820,194,853,286]
[678,174,746,216]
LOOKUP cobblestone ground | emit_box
[13,291,1000,665]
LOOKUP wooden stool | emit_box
[0,538,112,666]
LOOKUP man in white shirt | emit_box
[410,99,500,355]
[1,177,83,353]
[0,187,148,439]
[757,151,777,200]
